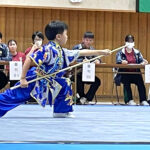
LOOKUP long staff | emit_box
[11,45,126,90]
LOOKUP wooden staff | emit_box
[11,45,126,90]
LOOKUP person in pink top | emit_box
[8,40,25,62]
[8,40,26,87]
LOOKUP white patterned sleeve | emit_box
[63,48,80,66]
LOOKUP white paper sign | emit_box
[9,61,22,80]
[82,63,95,82]
[145,64,150,83]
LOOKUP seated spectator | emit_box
[8,40,26,87]
[0,32,12,90]
[0,32,12,62]
[115,34,149,106]
[8,40,25,62]
[25,31,44,56]
[72,31,101,104]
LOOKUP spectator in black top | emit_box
[115,34,149,106]
[0,32,12,61]
[0,32,12,90]
[72,32,101,104]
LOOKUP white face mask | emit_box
[35,40,42,47]
[125,42,135,49]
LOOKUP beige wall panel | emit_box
[121,13,130,43]
[69,10,78,49]
[60,10,70,48]
[43,9,51,44]
[138,13,147,58]
[113,13,122,50]
[5,8,15,43]
[95,12,104,95]
[147,14,150,63]
[51,9,60,21]
[95,12,104,50]
[87,11,96,48]
[0,0,136,12]
[24,8,34,51]
[15,8,24,52]
[104,12,113,95]
[33,9,43,33]
[130,13,138,48]
[112,13,122,96]
[78,11,87,44]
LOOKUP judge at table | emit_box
[115,34,149,106]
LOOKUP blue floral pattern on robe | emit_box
[29,41,79,107]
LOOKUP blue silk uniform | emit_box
[0,41,79,117]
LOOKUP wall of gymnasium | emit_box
[0,0,136,12]
[0,7,150,98]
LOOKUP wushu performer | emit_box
[0,20,111,118]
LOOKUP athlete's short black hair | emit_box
[45,20,68,40]
[83,31,94,39]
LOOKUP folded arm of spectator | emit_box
[0,45,12,61]
[141,59,148,65]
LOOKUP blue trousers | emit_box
[0,68,73,117]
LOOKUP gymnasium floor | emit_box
[0,104,150,149]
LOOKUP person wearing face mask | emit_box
[115,34,149,106]
[25,31,44,57]
[24,32,44,103]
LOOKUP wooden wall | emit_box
[0,7,150,98]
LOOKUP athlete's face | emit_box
[57,30,68,46]
[82,38,94,49]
